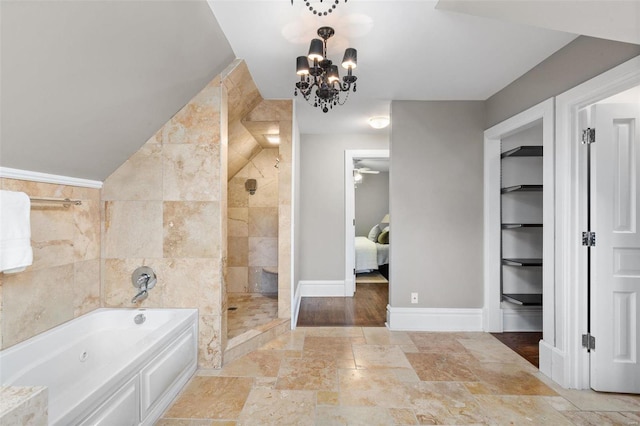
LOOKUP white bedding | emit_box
[355,236,389,272]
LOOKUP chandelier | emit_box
[294,26,358,113]
[291,0,348,17]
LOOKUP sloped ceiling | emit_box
[0,0,235,181]
[436,0,640,45]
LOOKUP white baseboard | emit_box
[299,280,346,297]
[502,308,542,332]
[292,283,302,329]
[0,167,103,188]
[386,306,484,331]
[539,339,568,388]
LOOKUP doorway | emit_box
[578,86,640,393]
[555,55,640,392]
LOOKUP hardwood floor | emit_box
[296,282,388,327]
[491,332,542,368]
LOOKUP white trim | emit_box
[292,281,302,330]
[539,340,568,388]
[299,280,346,297]
[386,306,484,331]
[344,149,390,298]
[0,167,103,189]
[555,55,640,390]
[483,98,554,337]
[502,308,543,332]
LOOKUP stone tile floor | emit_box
[159,327,640,425]
[227,293,278,339]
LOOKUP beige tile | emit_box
[339,369,411,408]
[102,258,164,308]
[228,208,249,237]
[302,336,356,360]
[259,329,305,351]
[1,265,74,348]
[561,410,640,425]
[247,267,262,293]
[220,350,283,378]
[275,358,338,391]
[388,407,418,425]
[315,406,395,425]
[227,237,248,267]
[406,381,492,425]
[226,267,248,293]
[405,352,479,382]
[228,177,249,208]
[163,144,220,201]
[73,259,100,316]
[407,332,470,353]
[236,388,315,426]
[466,362,557,396]
[29,206,76,269]
[199,314,223,369]
[474,395,573,425]
[162,259,220,314]
[458,336,528,364]
[554,388,640,411]
[163,376,252,420]
[0,386,48,426]
[362,328,413,346]
[300,327,364,338]
[248,178,278,208]
[102,142,163,201]
[103,201,163,258]
[353,344,413,370]
[248,207,278,237]
[163,202,220,258]
[317,391,339,406]
[248,237,277,267]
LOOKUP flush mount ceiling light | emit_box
[295,26,358,113]
[368,116,390,129]
[291,0,347,17]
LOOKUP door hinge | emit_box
[582,333,596,351]
[582,231,596,247]
[353,268,356,275]
[353,218,356,226]
[582,128,596,144]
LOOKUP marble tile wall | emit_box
[0,178,101,349]
[101,60,268,369]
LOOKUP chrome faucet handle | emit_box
[132,266,156,290]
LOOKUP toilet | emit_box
[261,267,278,294]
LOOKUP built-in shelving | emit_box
[501,143,543,312]
[502,258,543,267]
[500,145,543,158]
[501,223,543,229]
[501,184,543,193]
[502,293,543,306]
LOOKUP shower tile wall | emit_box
[99,59,269,369]
[227,148,279,293]
[0,179,101,349]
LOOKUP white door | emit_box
[590,103,640,393]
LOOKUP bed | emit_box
[355,224,390,273]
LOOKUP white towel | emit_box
[0,190,33,273]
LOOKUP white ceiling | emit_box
[208,0,578,135]
[2,1,637,181]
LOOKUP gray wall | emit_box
[390,101,485,308]
[355,172,389,236]
[485,36,640,128]
[299,133,389,281]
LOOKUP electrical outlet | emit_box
[411,292,418,304]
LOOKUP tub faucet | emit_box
[131,266,157,304]
[131,289,148,303]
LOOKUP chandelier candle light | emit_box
[291,0,348,17]
[295,26,358,113]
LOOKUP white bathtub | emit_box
[0,308,198,425]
